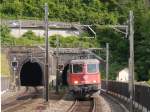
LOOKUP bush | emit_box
[0,25,15,45]
[22,30,36,39]
[49,35,98,48]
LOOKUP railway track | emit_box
[2,98,33,112]
[67,98,95,112]
[1,88,42,112]
[67,92,128,112]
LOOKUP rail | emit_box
[67,100,79,112]
[67,99,95,112]
[101,80,150,111]
[2,87,43,112]
[92,98,96,112]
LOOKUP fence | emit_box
[101,80,150,111]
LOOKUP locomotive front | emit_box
[67,59,101,98]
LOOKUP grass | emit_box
[0,53,10,77]
[147,80,150,85]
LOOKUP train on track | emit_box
[67,59,101,98]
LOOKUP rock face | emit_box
[10,28,80,38]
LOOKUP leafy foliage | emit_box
[0,0,118,24]
[0,25,15,45]
[134,10,150,81]
[49,35,98,48]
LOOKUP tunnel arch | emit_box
[20,58,43,86]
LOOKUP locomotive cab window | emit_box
[72,64,83,73]
[87,64,98,73]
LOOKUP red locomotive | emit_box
[67,59,101,98]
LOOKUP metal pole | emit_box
[45,3,49,102]
[56,35,59,93]
[106,43,109,92]
[19,20,21,37]
[13,69,16,90]
[18,69,21,91]
[129,10,134,112]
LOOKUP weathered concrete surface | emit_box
[1,19,80,37]
[1,77,10,92]
[1,46,56,88]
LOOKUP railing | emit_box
[101,80,150,111]
[1,19,80,29]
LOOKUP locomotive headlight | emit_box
[74,81,78,84]
[93,80,97,83]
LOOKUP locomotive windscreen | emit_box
[87,64,99,73]
[70,64,83,73]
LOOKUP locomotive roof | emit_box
[70,59,99,64]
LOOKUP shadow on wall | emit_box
[20,61,43,86]
[61,64,69,86]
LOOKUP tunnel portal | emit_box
[20,61,43,86]
[61,64,69,85]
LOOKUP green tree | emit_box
[0,25,14,44]
[134,10,150,81]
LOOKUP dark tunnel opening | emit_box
[20,61,43,86]
[61,64,69,86]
